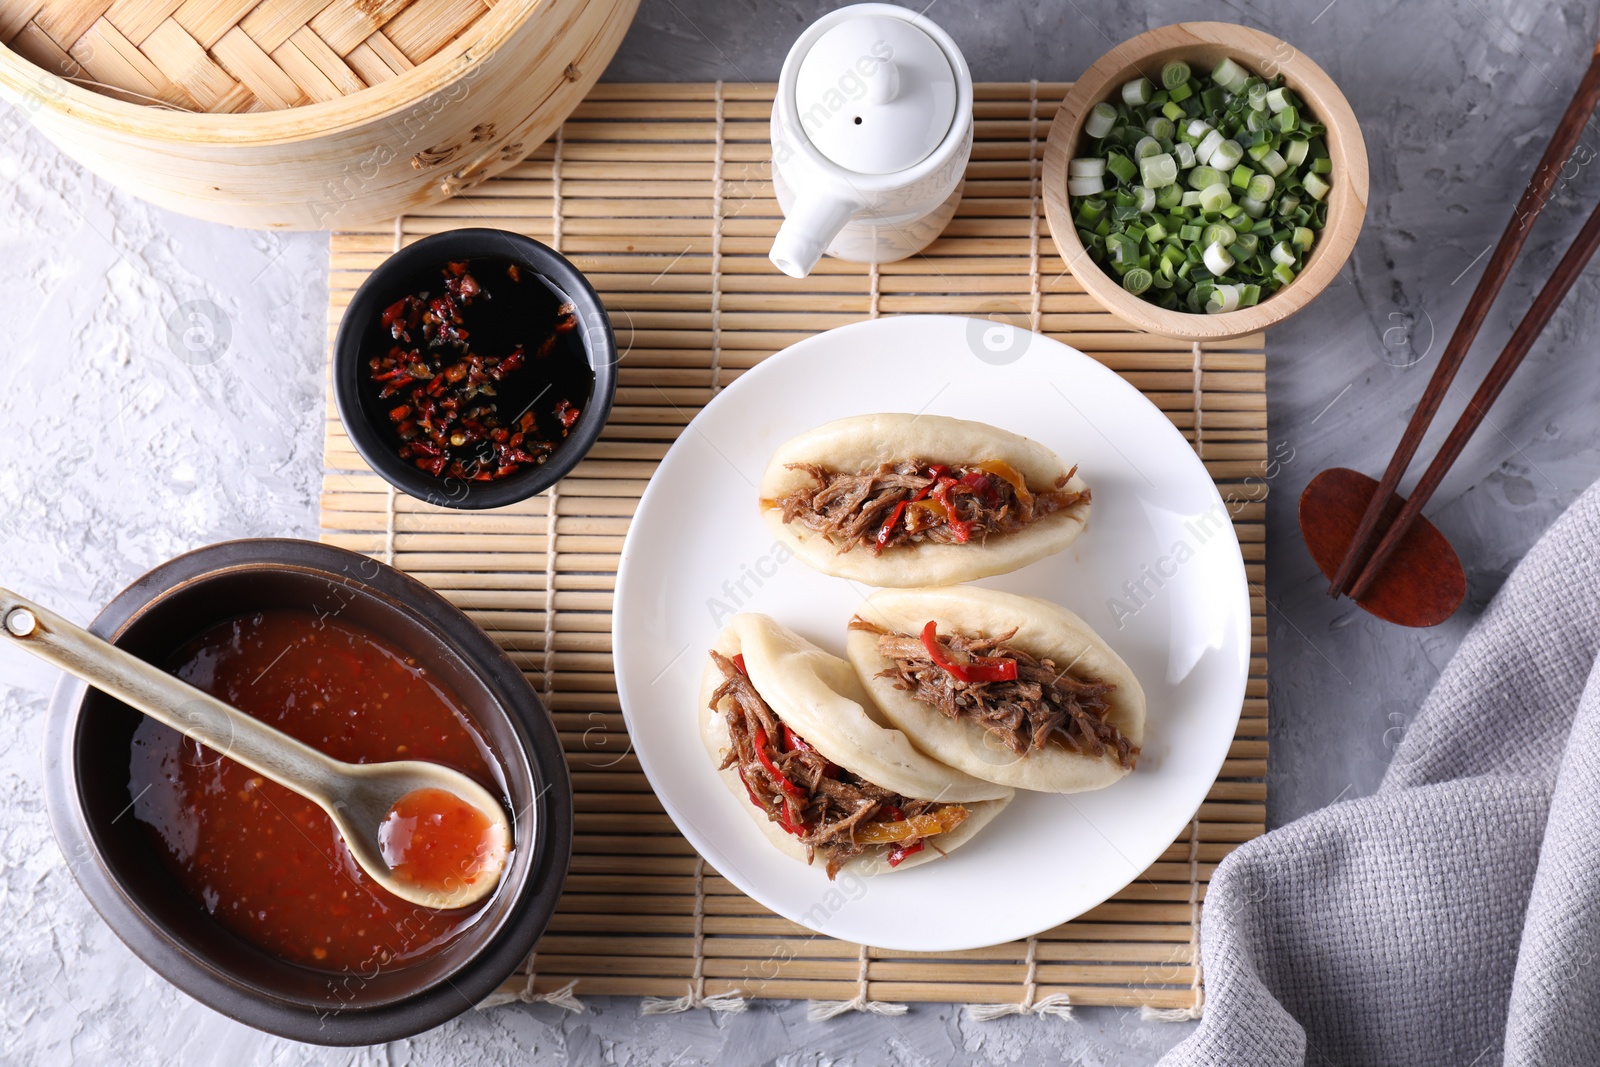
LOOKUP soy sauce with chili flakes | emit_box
[128,610,503,972]
[366,257,594,482]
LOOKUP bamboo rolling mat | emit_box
[320,81,1268,1017]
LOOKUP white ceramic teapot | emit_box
[768,3,974,279]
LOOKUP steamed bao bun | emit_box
[846,586,1146,794]
[699,613,1012,876]
[759,414,1091,588]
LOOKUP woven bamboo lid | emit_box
[0,0,496,112]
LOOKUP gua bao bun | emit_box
[759,414,1091,588]
[700,613,1011,877]
[847,586,1145,794]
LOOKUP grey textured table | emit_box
[3,1,1597,1063]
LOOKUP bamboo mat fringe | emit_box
[477,952,587,1013]
[965,937,1073,1021]
[1141,817,1208,1023]
[809,945,909,1021]
[640,856,749,1015]
[321,81,1268,1018]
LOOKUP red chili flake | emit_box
[365,260,593,483]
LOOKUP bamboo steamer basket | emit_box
[0,0,638,230]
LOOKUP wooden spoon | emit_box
[1298,469,1466,627]
[0,588,511,910]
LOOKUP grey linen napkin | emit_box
[1159,482,1600,1067]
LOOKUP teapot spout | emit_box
[769,192,862,279]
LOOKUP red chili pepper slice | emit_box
[782,723,841,778]
[886,840,924,867]
[731,653,747,675]
[931,477,972,543]
[874,501,909,554]
[918,620,1018,684]
[737,766,807,837]
[753,726,807,798]
[554,398,581,430]
[873,464,952,554]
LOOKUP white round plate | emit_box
[613,315,1250,952]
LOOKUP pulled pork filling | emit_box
[769,459,1088,555]
[850,618,1138,771]
[707,650,967,878]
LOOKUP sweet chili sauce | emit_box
[380,787,502,894]
[129,609,503,973]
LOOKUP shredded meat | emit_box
[850,619,1138,771]
[707,650,956,878]
[770,460,1088,555]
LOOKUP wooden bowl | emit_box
[1042,22,1368,341]
[0,0,638,230]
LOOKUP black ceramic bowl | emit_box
[43,539,572,1045]
[334,228,618,510]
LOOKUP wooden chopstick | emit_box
[1327,40,1600,598]
[1347,195,1600,600]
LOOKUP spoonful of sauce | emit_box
[0,587,510,911]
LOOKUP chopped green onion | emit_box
[1106,152,1138,183]
[1202,241,1235,275]
[1069,53,1330,311]
[1212,57,1250,93]
[1138,152,1179,188]
[1085,102,1118,138]
[1245,173,1276,201]
[1205,283,1241,313]
[1211,139,1245,171]
[1198,183,1233,213]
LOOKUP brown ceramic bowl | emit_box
[1042,22,1369,341]
[42,539,571,1045]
